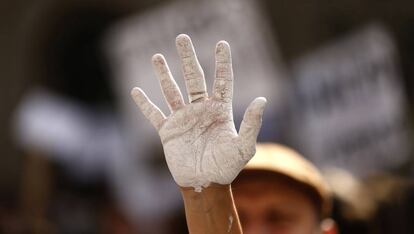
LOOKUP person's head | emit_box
[233,143,337,234]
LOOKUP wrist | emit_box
[180,183,242,233]
[180,183,232,212]
[180,183,230,193]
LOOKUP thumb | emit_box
[238,97,267,159]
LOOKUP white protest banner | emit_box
[290,24,409,176]
[105,0,287,147]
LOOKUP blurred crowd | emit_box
[1,0,414,233]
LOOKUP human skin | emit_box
[131,34,266,233]
[233,175,322,234]
[180,184,242,234]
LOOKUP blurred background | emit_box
[1,0,414,233]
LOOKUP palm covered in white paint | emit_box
[131,34,266,190]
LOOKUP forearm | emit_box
[180,183,242,234]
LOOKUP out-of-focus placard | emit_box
[105,0,287,150]
[291,24,409,176]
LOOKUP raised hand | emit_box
[131,34,266,191]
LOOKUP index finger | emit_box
[213,40,233,103]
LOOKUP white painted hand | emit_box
[131,34,266,191]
